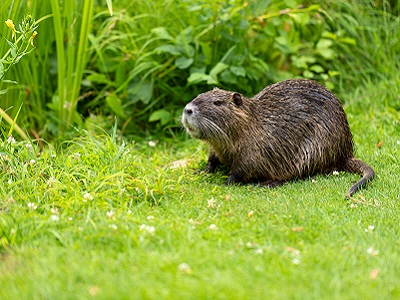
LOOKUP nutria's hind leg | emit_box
[258,179,285,188]
[225,173,244,185]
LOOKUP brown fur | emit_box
[182,79,375,197]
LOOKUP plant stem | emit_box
[0,107,29,140]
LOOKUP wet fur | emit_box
[182,79,375,197]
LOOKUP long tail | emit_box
[345,157,375,198]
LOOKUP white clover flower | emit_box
[332,170,339,176]
[29,159,36,165]
[367,246,379,256]
[146,226,155,235]
[148,141,156,147]
[27,202,37,210]
[254,248,263,255]
[106,211,115,218]
[83,192,93,201]
[147,215,155,220]
[139,224,155,235]
[209,224,218,231]
[25,143,33,149]
[7,136,16,144]
[177,263,192,274]
[51,154,57,159]
[127,209,132,214]
[109,224,118,230]
[292,258,301,265]
[47,177,60,186]
[50,215,60,222]
[7,179,12,185]
[364,225,375,233]
[207,198,215,208]
[51,208,59,214]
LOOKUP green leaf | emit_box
[328,70,340,77]
[5,38,17,59]
[291,13,310,25]
[149,109,172,125]
[230,66,246,77]
[106,0,113,16]
[316,39,333,49]
[292,55,316,69]
[0,89,8,95]
[175,57,193,69]
[263,23,277,37]
[220,70,237,84]
[155,45,182,56]
[151,27,174,40]
[187,72,212,85]
[318,48,335,60]
[106,94,127,118]
[200,42,212,65]
[210,62,229,79]
[316,39,335,60]
[128,80,153,104]
[86,73,109,84]
[1,80,18,85]
[310,65,324,73]
[339,37,357,45]
[303,70,314,78]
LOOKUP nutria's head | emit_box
[182,88,249,144]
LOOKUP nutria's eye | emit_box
[214,101,223,106]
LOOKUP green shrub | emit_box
[86,0,351,135]
[1,0,398,140]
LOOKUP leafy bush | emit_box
[86,0,351,135]
[0,0,398,140]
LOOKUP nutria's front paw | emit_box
[203,164,215,173]
[225,174,242,186]
[195,165,214,174]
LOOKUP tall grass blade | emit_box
[68,0,94,126]
[49,0,66,134]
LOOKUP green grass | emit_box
[1,78,399,299]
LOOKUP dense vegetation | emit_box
[1,0,398,140]
[1,0,399,299]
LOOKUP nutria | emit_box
[182,78,374,198]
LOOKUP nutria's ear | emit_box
[232,93,243,106]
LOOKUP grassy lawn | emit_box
[1,79,399,299]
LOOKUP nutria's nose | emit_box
[184,103,196,115]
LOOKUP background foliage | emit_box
[0,0,399,140]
